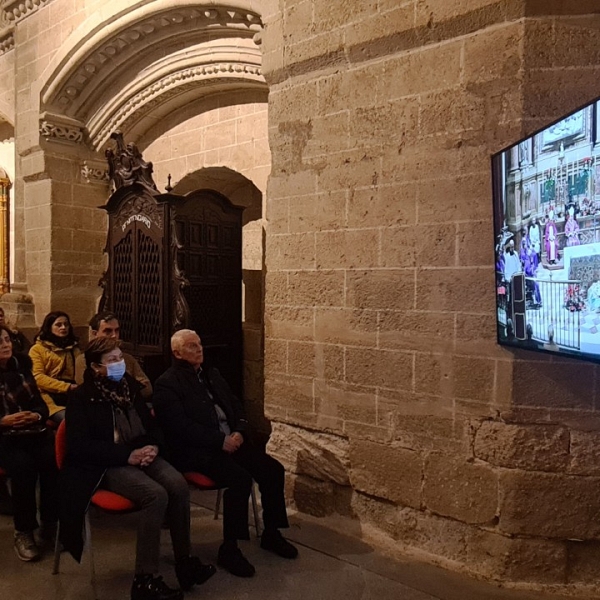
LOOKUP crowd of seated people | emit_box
[0,308,298,600]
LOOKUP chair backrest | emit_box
[55,419,67,470]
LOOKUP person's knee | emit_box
[170,475,190,503]
[145,485,168,513]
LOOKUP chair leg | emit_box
[250,482,261,538]
[52,521,61,575]
[85,513,97,589]
[214,489,222,520]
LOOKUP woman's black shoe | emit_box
[175,556,217,591]
[130,575,183,600]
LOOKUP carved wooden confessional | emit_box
[100,132,243,392]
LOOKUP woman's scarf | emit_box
[92,376,146,446]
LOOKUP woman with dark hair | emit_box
[29,311,80,423]
[0,324,59,562]
[0,306,31,354]
[59,337,215,600]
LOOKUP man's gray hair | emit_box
[171,329,198,352]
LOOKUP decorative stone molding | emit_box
[80,159,109,185]
[42,4,263,115]
[0,25,13,55]
[2,0,54,23]
[39,112,85,145]
[90,56,265,149]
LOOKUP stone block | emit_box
[416,267,493,313]
[345,3,415,49]
[264,338,287,375]
[456,221,494,267]
[316,149,383,193]
[463,23,523,84]
[466,529,567,583]
[315,379,377,426]
[567,540,600,584]
[499,470,600,539]
[267,421,350,485]
[316,344,344,381]
[378,310,455,353]
[569,430,600,476]
[346,269,415,311]
[473,421,570,472]
[384,42,462,99]
[346,347,413,391]
[454,312,499,354]
[265,373,314,415]
[290,473,337,517]
[265,305,314,341]
[288,340,316,377]
[453,355,496,403]
[289,190,347,233]
[287,270,344,308]
[415,173,492,223]
[395,505,471,563]
[512,359,595,410]
[303,113,350,159]
[347,184,417,229]
[423,453,498,524]
[264,271,288,306]
[349,439,422,508]
[267,232,315,270]
[414,352,453,396]
[316,229,379,269]
[318,63,386,114]
[314,307,378,347]
[348,98,420,149]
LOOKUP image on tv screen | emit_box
[492,98,600,362]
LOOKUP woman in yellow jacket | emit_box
[29,311,81,424]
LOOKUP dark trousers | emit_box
[187,444,288,541]
[102,456,190,575]
[0,434,59,532]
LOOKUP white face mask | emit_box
[106,359,126,382]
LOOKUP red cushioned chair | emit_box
[52,420,139,583]
[183,472,261,537]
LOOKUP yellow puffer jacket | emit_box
[29,339,82,416]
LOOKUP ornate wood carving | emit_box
[106,131,158,192]
[170,208,190,331]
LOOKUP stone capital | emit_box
[39,112,85,145]
[1,0,54,23]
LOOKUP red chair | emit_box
[52,420,138,583]
[183,472,261,537]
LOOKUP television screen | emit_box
[492,98,600,361]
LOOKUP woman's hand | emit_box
[128,445,158,467]
[69,384,78,391]
[0,411,40,428]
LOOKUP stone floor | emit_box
[0,490,581,600]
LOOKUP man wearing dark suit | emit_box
[153,330,297,578]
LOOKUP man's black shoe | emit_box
[175,556,216,591]
[260,530,298,559]
[217,543,255,577]
[130,575,183,600]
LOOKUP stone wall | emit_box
[262,0,600,590]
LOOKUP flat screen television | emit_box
[492,97,600,361]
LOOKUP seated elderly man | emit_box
[153,329,297,577]
[75,311,152,398]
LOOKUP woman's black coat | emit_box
[58,372,162,562]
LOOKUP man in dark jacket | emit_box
[153,329,297,578]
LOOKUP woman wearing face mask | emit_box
[29,311,81,423]
[58,336,215,600]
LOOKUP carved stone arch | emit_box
[173,166,263,226]
[38,0,264,148]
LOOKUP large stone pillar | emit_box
[19,141,109,325]
[261,0,600,589]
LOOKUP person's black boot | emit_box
[130,575,183,600]
[217,542,255,577]
[175,556,216,591]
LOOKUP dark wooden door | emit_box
[107,189,167,377]
[174,190,243,396]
